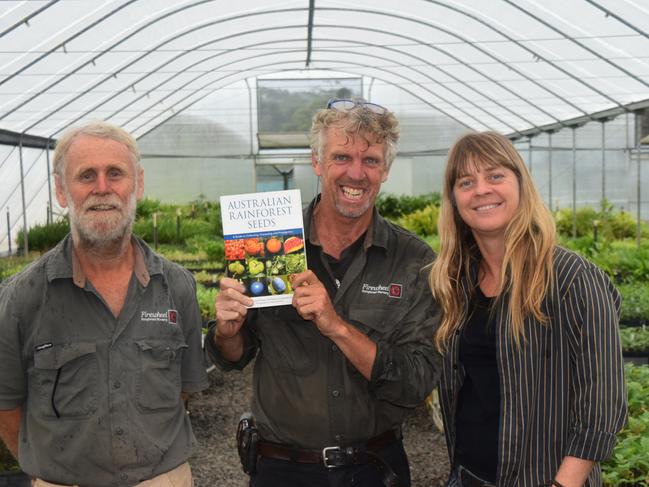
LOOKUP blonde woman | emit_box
[429,132,626,487]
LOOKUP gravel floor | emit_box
[188,365,450,487]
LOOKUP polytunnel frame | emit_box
[3,1,646,138]
[1,0,648,254]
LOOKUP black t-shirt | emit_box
[307,233,366,295]
[455,286,500,482]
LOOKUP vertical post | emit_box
[176,208,181,242]
[528,137,533,175]
[6,207,11,255]
[46,139,53,224]
[637,147,642,249]
[18,136,28,255]
[153,212,158,250]
[572,127,577,239]
[601,121,606,208]
[548,131,553,210]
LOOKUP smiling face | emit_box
[55,135,143,247]
[312,125,388,219]
[453,160,520,242]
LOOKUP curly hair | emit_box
[309,101,400,168]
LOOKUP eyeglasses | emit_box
[326,98,387,115]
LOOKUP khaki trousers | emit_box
[34,461,193,487]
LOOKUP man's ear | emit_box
[311,152,322,177]
[136,166,144,200]
[54,174,68,208]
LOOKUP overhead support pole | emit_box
[528,137,533,175]
[601,121,606,208]
[46,139,53,224]
[305,0,315,67]
[548,131,553,210]
[18,136,28,255]
[245,78,254,156]
[572,127,577,238]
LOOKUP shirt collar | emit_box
[45,233,161,288]
[304,195,389,251]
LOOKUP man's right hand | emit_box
[214,278,253,340]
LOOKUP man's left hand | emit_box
[291,270,341,337]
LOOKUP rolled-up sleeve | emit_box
[204,317,259,371]
[564,263,627,460]
[369,255,442,408]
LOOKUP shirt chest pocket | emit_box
[30,342,98,419]
[135,339,188,413]
[261,306,319,376]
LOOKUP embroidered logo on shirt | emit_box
[141,310,178,324]
[168,309,178,324]
[389,284,402,299]
[361,282,403,299]
[34,342,53,352]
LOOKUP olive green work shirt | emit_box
[0,235,209,487]
[206,199,441,449]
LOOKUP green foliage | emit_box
[560,238,649,284]
[554,201,649,240]
[397,205,439,237]
[0,441,18,472]
[619,326,649,354]
[15,218,69,252]
[618,283,649,325]
[376,193,441,220]
[204,240,224,262]
[603,364,649,486]
[0,256,32,282]
[196,284,218,322]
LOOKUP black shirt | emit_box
[455,286,499,482]
[205,199,441,448]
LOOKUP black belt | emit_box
[257,429,403,487]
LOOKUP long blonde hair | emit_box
[429,132,556,351]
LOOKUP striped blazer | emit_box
[438,246,627,487]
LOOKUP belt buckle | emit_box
[322,446,347,469]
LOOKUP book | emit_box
[220,189,307,308]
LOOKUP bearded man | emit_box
[0,122,208,487]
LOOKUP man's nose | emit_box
[346,157,364,180]
[93,173,110,193]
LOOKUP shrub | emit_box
[619,326,649,354]
[554,203,649,240]
[397,205,439,237]
[618,283,649,325]
[15,218,69,252]
[376,193,440,220]
[602,364,649,486]
[196,284,218,322]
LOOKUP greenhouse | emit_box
[1,0,648,254]
[1,1,649,486]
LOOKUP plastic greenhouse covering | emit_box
[1,0,649,254]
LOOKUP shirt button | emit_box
[331,344,337,352]
[120,473,128,482]
[113,381,121,389]
[116,427,124,436]
[453,365,458,370]
[332,390,341,398]
[335,434,343,443]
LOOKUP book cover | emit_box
[220,189,307,308]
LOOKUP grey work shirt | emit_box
[0,234,209,487]
[206,198,441,449]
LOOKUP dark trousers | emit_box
[249,439,411,487]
